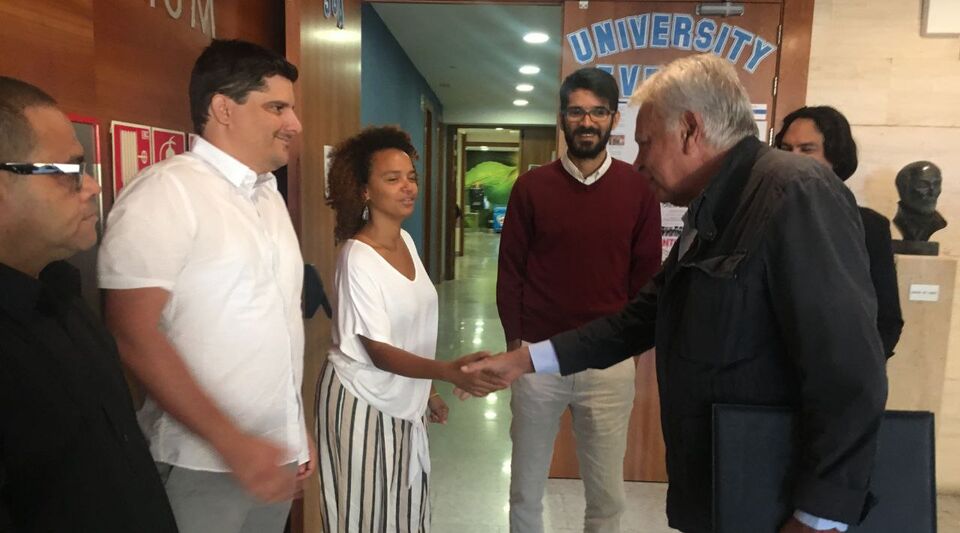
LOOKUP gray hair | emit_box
[629,54,757,150]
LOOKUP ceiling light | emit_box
[480,146,490,151]
[516,84,534,92]
[519,65,541,75]
[495,127,504,131]
[523,32,549,44]
[513,99,529,106]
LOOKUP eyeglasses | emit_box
[562,107,614,121]
[0,162,91,191]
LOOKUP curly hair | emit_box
[774,106,858,181]
[326,126,418,243]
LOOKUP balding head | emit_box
[0,76,58,161]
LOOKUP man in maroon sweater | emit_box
[496,68,661,533]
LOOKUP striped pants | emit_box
[315,362,431,533]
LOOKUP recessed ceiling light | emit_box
[516,84,534,92]
[519,65,541,75]
[523,32,549,44]
[513,99,529,106]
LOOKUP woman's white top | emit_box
[327,229,438,486]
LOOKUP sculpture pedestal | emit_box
[889,254,958,491]
[892,239,939,256]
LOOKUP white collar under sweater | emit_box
[560,150,613,186]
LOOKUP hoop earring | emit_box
[361,203,370,221]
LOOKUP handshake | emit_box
[445,345,535,399]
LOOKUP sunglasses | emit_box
[0,162,92,191]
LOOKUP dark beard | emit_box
[563,124,611,159]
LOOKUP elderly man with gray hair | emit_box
[465,54,887,533]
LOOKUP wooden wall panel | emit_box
[0,1,97,114]
[773,0,815,132]
[1,0,284,210]
[519,126,557,174]
[286,0,362,531]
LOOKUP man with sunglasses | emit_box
[0,76,177,532]
[496,67,661,533]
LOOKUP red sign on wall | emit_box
[152,127,187,163]
[111,121,152,195]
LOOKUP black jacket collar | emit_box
[687,136,764,243]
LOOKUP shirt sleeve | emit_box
[334,245,393,364]
[629,184,663,296]
[98,170,197,290]
[764,174,887,525]
[528,340,561,374]
[794,510,849,531]
[0,453,10,530]
[496,177,534,343]
[860,211,904,357]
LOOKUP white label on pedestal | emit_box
[909,284,941,302]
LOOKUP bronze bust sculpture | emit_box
[892,161,946,255]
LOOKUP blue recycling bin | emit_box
[492,205,507,233]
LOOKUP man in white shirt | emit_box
[98,39,312,533]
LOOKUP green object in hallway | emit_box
[465,161,519,207]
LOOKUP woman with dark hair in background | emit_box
[316,126,499,532]
[776,106,904,357]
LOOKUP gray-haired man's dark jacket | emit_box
[550,136,887,533]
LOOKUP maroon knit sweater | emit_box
[496,158,662,344]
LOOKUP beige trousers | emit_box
[509,358,636,533]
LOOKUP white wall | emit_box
[806,0,960,492]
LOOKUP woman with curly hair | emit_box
[775,106,904,358]
[315,126,500,532]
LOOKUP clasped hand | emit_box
[443,351,510,397]
[451,347,534,400]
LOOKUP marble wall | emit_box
[805,0,960,491]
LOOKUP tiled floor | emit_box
[429,230,960,533]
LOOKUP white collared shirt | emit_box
[98,137,307,472]
[560,150,613,186]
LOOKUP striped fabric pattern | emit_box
[316,362,430,532]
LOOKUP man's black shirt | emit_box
[0,261,177,532]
